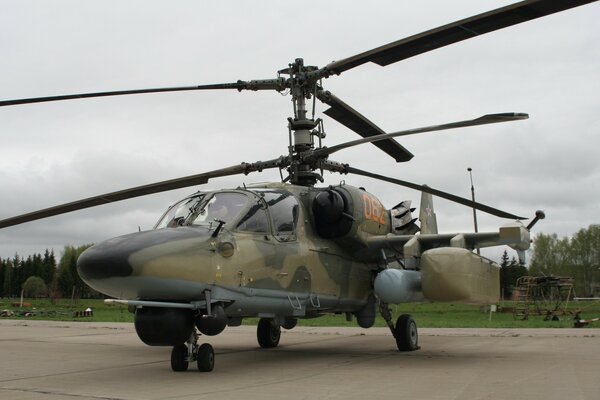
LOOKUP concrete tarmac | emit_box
[0,320,598,400]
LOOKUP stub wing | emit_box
[370,222,531,305]
[367,221,530,257]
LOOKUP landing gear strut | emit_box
[170,329,215,372]
[379,302,420,352]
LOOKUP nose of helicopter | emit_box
[77,233,138,281]
[77,227,215,297]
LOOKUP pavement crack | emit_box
[1,387,125,400]
[0,360,166,384]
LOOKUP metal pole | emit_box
[468,168,480,255]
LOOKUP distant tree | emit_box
[0,259,6,297]
[499,250,511,298]
[32,253,43,278]
[23,255,34,283]
[568,225,600,296]
[22,276,47,298]
[57,265,75,299]
[57,247,77,298]
[499,250,528,298]
[509,256,528,284]
[529,233,570,277]
[41,249,56,285]
[10,254,22,297]
[57,244,97,298]
[3,259,13,298]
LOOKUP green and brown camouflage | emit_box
[79,181,533,328]
[79,183,384,320]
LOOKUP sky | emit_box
[1,0,599,263]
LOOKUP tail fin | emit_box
[419,189,438,234]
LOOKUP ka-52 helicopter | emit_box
[0,0,596,373]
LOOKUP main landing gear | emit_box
[380,303,420,352]
[170,329,215,372]
[257,318,281,348]
[256,316,297,348]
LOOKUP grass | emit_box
[2,298,599,328]
[0,298,134,323]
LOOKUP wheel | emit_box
[257,318,281,348]
[171,344,189,371]
[282,317,297,330]
[395,314,419,352]
[197,343,215,372]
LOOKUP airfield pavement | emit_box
[0,320,598,400]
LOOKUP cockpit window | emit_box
[154,195,203,229]
[237,203,269,233]
[262,191,299,238]
[189,192,248,226]
[154,192,248,229]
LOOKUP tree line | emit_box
[0,244,100,299]
[529,224,600,297]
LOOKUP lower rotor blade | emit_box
[313,113,528,158]
[341,165,524,220]
[0,159,283,229]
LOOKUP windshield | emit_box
[155,192,249,229]
[189,192,248,226]
[154,195,204,229]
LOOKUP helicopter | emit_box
[0,0,596,372]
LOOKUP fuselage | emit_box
[77,182,393,320]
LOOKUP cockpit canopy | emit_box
[154,190,299,238]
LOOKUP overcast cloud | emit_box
[1,0,599,262]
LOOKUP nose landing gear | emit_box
[170,329,215,372]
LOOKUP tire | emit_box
[282,317,297,330]
[257,318,281,348]
[197,343,215,372]
[171,344,189,371]
[395,314,419,352]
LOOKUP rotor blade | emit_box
[317,90,414,162]
[337,165,524,220]
[0,79,287,107]
[323,0,598,75]
[313,113,528,158]
[0,159,285,229]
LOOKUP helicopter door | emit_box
[263,192,311,294]
[235,191,309,296]
[262,191,298,242]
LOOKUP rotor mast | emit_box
[280,58,324,186]
[229,58,326,185]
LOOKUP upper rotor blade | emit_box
[323,0,598,75]
[339,165,524,220]
[313,113,528,158]
[0,159,284,229]
[0,83,246,107]
[0,79,292,107]
[317,90,414,162]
